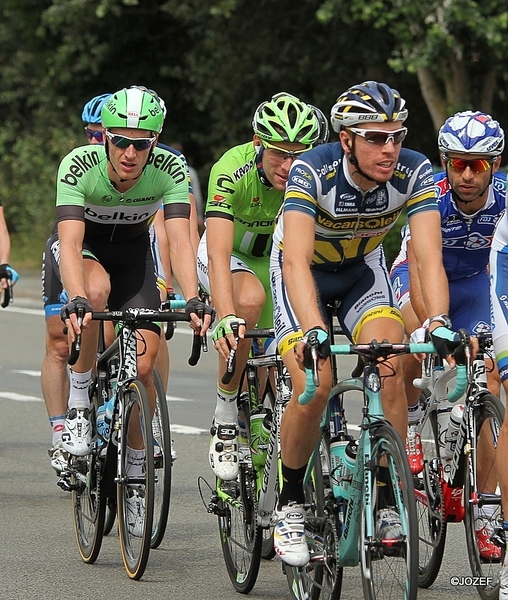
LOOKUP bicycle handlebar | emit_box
[68,305,206,366]
[221,326,276,385]
[1,279,13,308]
[298,341,468,405]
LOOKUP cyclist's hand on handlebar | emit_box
[297,326,330,372]
[184,296,215,335]
[430,326,460,368]
[0,263,19,288]
[212,314,246,361]
[60,295,93,339]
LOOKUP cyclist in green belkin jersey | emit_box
[57,87,213,535]
[197,93,325,480]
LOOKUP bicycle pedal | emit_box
[207,494,228,517]
[492,526,506,548]
[57,477,74,492]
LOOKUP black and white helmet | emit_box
[330,81,408,132]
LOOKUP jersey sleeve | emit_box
[404,157,438,219]
[55,146,95,222]
[283,158,320,219]
[205,151,244,222]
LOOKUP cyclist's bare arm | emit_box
[189,192,200,253]
[206,215,245,356]
[58,219,91,334]
[407,238,427,324]
[0,206,11,289]
[409,211,449,321]
[282,210,325,335]
[164,215,212,333]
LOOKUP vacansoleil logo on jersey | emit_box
[60,150,101,186]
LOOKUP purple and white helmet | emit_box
[438,110,505,156]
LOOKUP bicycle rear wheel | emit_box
[117,379,155,580]
[217,456,262,593]
[285,432,343,600]
[414,390,446,588]
[151,368,172,549]
[463,393,505,600]
[361,423,418,600]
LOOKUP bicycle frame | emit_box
[215,349,290,529]
[301,339,465,567]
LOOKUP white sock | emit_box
[214,386,238,424]
[408,402,422,425]
[49,414,66,446]
[68,369,92,410]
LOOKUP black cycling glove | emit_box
[303,326,331,369]
[430,326,460,360]
[185,296,216,323]
[60,296,93,322]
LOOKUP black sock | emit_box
[278,464,307,509]
[376,466,396,509]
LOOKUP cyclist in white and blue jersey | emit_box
[269,81,458,567]
[391,111,506,561]
[488,125,508,597]
[391,111,505,414]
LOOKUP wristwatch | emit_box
[428,314,452,329]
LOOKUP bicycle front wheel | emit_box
[285,433,343,600]
[361,423,418,600]
[72,450,106,563]
[117,379,155,580]
[463,392,505,600]
[414,390,446,588]
[217,461,262,593]
[72,397,106,563]
[151,368,172,549]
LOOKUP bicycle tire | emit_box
[71,401,106,563]
[414,389,447,588]
[151,367,172,549]
[463,392,505,600]
[361,423,418,600]
[217,461,262,592]
[117,379,155,580]
[285,431,343,600]
[103,500,117,536]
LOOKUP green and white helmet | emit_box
[101,87,164,134]
[252,92,319,146]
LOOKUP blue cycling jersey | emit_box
[435,171,507,280]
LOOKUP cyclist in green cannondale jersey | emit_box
[197,93,324,481]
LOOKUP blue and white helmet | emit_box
[438,110,505,156]
[81,93,113,124]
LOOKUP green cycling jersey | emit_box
[56,144,190,242]
[206,142,284,258]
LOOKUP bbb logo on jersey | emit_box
[291,175,312,189]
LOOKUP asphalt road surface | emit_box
[0,272,497,599]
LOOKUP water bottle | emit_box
[444,404,464,458]
[250,407,272,468]
[237,392,249,446]
[330,436,357,500]
[97,378,116,443]
[329,394,343,439]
